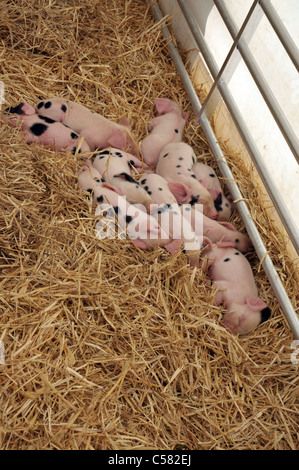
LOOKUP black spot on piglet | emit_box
[45,101,52,109]
[5,103,25,115]
[116,172,138,184]
[38,115,56,124]
[214,192,223,212]
[30,122,48,136]
[37,101,44,109]
[260,307,271,324]
[190,196,198,206]
[224,258,230,262]
[61,104,67,112]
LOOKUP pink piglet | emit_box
[201,240,271,335]
[4,102,90,154]
[140,98,188,166]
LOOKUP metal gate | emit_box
[149,0,299,339]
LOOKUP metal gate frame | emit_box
[148,0,299,339]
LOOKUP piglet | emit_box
[139,172,190,205]
[35,97,138,154]
[3,102,91,154]
[181,205,252,253]
[193,162,233,221]
[140,98,188,166]
[156,142,219,220]
[91,147,152,208]
[201,240,271,335]
[140,173,204,267]
[77,166,175,252]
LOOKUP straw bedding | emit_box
[0,0,298,450]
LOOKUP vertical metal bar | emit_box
[177,0,299,255]
[214,0,299,165]
[149,0,299,339]
[259,0,299,73]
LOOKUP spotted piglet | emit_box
[140,173,205,267]
[181,205,252,253]
[140,98,188,166]
[193,162,233,221]
[4,102,91,154]
[77,166,176,252]
[201,240,271,335]
[91,148,153,208]
[140,172,191,205]
[35,97,137,153]
[156,142,219,220]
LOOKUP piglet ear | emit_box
[218,221,237,231]
[101,182,123,195]
[164,239,182,255]
[130,238,149,250]
[154,98,172,115]
[245,296,268,312]
[108,130,126,150]
[209,188,221,201]
[202,237,213,251]
[167,181,191,203]
[217,241,235,249]
[22,103,36,116]
[119,117,131,129]
[182,112,189,123]
[226,193,236,209]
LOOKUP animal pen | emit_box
[0,0,298,451]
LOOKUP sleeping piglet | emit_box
[140,173,204,267]
[91,147,153,208]
[181,205,252,253]
[193,162,233,221]
[201,240,271,335]
[156,142,219,220]
[35,97,137,153]
[3,102,91,154]
[140,98,188,166]
[140,172,191,205]
[77,165,177,252]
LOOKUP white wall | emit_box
[158,0,299,230]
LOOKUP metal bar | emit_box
[177,0,299,256]
[214,0,299,165]
[259,0,299,73]
[197,0,259,121]
[149,0,299,339]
